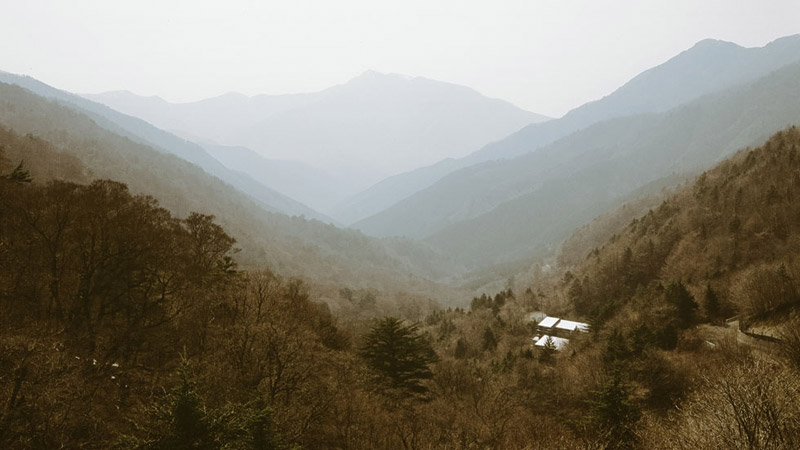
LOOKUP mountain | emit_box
[0,71,330,222]
[0,80,467,298]
[357,60,800,267]
[426,62,800,266]
[561,125,800,327]
[87,71,549,212]
[331,157,465,225]
[346,35,800,226]
[201,143,349,215]
[82,90,316,145]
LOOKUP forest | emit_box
[2,93,800,449]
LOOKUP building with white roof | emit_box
[533,335,570,351]
[536,316,590,338]
[555,319,590,333]
[537,316,560,329]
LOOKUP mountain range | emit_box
[4,34,800,284]
[0,71,331,222]
[424,61,800,266]
[86,72,549,212]
[350,35,800,230]
[0,77,469,302]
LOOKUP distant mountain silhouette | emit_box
[0,71,329,221]
[88,71,548,212]
[348,35,800,227]
[201,143,345,215]
[0,79,468,293]
[417,62,800,266]
[354,35,800,239]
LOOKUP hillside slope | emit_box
[352,35,800,230]
[0,71,330,221]
[421,62,800,266]
[0,82,466,297]
[201,143,346,215]
[88,72,549,213]
[562,126,800,328]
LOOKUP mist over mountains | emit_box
[5,17,800,448]
[0,77,470,301]
[7,34,800,274]
[4,34,799,276]
[353,35,800,241]
[87,71,548,213]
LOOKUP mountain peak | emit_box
[692,38,735,47]
[688,38,742,53]
[764,33,800,48]
[349,70,415,85]
[358,69,382,77]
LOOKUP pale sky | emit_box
[1,0,799,117]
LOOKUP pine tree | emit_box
[169,360,212,450]
[482,326,498,351]
[454,338,468,359]
[241,401,284,450]
[359,317,438,397]
[119,356,214,450]
[1,161,32,183]
[591,370,641,450]
[539,336,557,364]
[704,283,721,320]
[665,281,697,325]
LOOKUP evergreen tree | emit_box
[359,317,438,397]
[539,336,557,364]
[664,281,697,325]
[119,356,213,450]
[119,359,287,450]
[602,329,629,367]
[591,370,641,450]
[239,401,284,450]
[482,326,498,351]
[169,360,212,450]
[454,338,468,359]
[1,161,32,183]
[704,283,721,320]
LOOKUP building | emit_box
[554,319,589,334]
[533,335,570,351]
[536,316,589,339]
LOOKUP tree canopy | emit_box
[359,317,438,397]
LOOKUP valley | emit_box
[2,13,800,449]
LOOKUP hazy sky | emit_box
[2,0,800,117]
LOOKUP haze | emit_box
[5,0,800,448]
[2,0,799,117]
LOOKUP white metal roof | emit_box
[534,335,570,350]
[537,316,560,328]
[555,319,590,332]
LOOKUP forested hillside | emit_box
[358,61,800,268]
[344,35,800,228]
[3,121,800,448]
[0,83,466,300]
[562,126,800,328]
[0,72,329,221]
[88,71,548,214]
[4,1,800,447]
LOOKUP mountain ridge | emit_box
[353,35,800,237]
[0,71,332,222]
[345,34,800,227]
[0,79,468,298]
[420,61,800,266]
[86,71,549,213]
